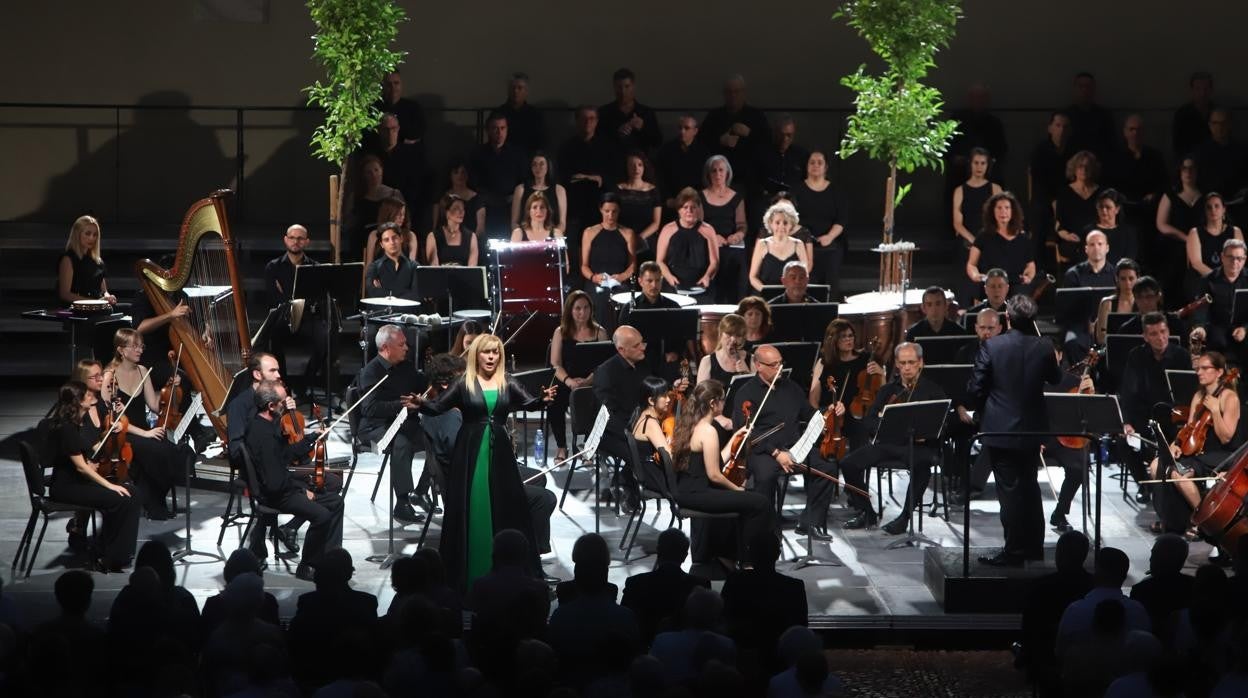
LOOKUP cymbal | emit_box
[360,295,420,308]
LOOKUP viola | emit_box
[281,398,331,492]
[96,409,133,483]
[850,338,884,419]
[157,346,185,433]
[1057,345,1105,449]
[818,375,848,460]
[1177,367,1239,457]
[723,369,784,487]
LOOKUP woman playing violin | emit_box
[808,319,884,450]
[631,375,675,491]
[1149,350,1241,531]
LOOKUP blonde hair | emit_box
[72,358,103,385]
[716,313,746,350]
[67,215,102,263]
[762,200,800,235]
[106,327,142,374]
[464,333,506,395]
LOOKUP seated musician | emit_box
[768,261,816,305]
[737,295,772,351]
[244,380,344,582]
[364,223,420,300]
[617,261,679,325]
[46,381,140,572]
[948,309,1003,502]
[1189,238,1248,363]
[263,224,329,394]
[965,267,1010,318]
[1044,338,1097,533]
[1119,311,1191,506]
[593,326,650,466]
[655,187,719,291]
[58,215,117,305]
[904,286,967,341]
[548,290,609,462]
[731,345,838,540]
[632,375,673,468]
[101,329,182,521]
[1060,230,1116,355]
[809,319,885,451]
[839,342,947,534]
[357,324,427,524]
[669,379,770,567]
[696,313,752,390]
[580,193,638,330]
[1115,276,1187,344]
[1092,258,1141,345]
[1148,350,1241,536]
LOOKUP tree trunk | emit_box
[329,161,348,264]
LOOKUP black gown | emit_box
[115,385,181,516]
[420,375,545,590]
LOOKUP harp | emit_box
[135,190,250,439]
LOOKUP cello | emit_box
[1192,444,1248,560]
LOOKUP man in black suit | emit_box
[721,531,807,677]
[357,324,427,524]
[593,325,649,465]
[621,528,711,644]
[969,295,1063,566]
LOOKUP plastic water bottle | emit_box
[534,429,546,464]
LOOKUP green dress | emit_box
[466,388,498,584]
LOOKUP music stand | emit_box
[1055,287,1114,326]
[922,364,973,405]
[415,265,490,322]
[1104,312,1135,335]
[292,263,365,419]
[872,399,951,549]
[512,367,556,468]
[569,341,616,372]
[366,409,410,570]
[914,335,978,365]
[770,303,839,343]
[760,284,831,303]
[1232,289,1248,327]
[1166,370,1199,408]
[1044,392,1125,550]
[626,308,699,374]
[169,395,224,564]
[769,342,819,389]
[725,373,755,416]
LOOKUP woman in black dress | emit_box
[696,313,752,388]
[415,334,556,590]
[431,160,485,234]
[579,193,638,328]
[951,148,1003,304]
[1185,192,1243,293]
[46,381,140,572]
[736,296,772,352]
[808,319,883,450]
[510,152,568,231]
[1081,188,1137,266]
[1156,157,1204,300]
[795,151,847,294]
[347,154,402,262]
[656,188,719,290]
[615,152,662,258]
[424,194,480,267]
[548,290,609,462]
[700,155,747,301]
[966,191,1037,296]
[1053,150,1102,263]
[58,215,117,306]
[631,375,675,493]
[747,200,809,292]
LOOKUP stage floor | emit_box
[0,389,1210,632]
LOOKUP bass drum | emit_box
[492,239,566,315]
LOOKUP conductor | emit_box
[968,295,1062,566]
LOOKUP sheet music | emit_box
[789,410,827,463]
[582,406,609,460]
[171,393,204,444]
[375,408,409,454]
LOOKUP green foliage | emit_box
[835,0,961,79]
[304,0,407,167]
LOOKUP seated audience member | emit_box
[510,151,567,232]
[615,151,663,255]
[597,68,662,154]
[555,532,622,604]
[1156,157,1204,300]
[1059,599,1161,698]
[749,200,809,292]
[656,187,719,291]
[769,261,816,305]
[1129,534,1193,646]
[721,532,807,677]
[965,191,1036,295]
[650,587,736,685]
[200,548,281,638]
[1019,530,1094,693]
[384,553,428,620]
[795,150,848,293]
[28,571,104,695]
[737,295,772,349]
[287,549,378,688]
[495,72,544,156]
[470,112,528,241]
[1172,565,1234,690]
[465,529,550,678]
[621,528,712,643]
[201,572,288,698]
[769,626,846,698]
[903,286,966,341]
[431,160,485,234]
[580,193,638,327]
[413,547,464,633]
[1057,546,1151,655]
[1053,150,1102,262]
[657,114,711,212]
[1190,238,1248,358]
[424,193,479,267]
[1082,188,1137,266]
[701,155,748,301]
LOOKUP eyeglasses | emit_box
[286,235,308,242]
[756,360,781,368]
[1196,365,1218,371]
[1223,255,1247,262]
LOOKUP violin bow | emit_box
[499,309,539,348]
[90,366,153,460]
[313,374,389,444]
[729,363,783,464]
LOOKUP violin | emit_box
[723,369,782,487]
[850,338,884,419]
[157,345,185,434]
[661,359,690,440]
[1176,367,1239,457]
[281,397,331,492]
[1057,345,1105,449]
[96,408,133,483]
[818,376,848,460]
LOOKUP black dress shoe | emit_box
[881,515,910,535]
[145,507,176,521]
[393,503,426,525]
[1050,513,1073,533]
[294,563,316,581]
[276,524,301,554]
[1135,489,1152,504]
[542,574,562,585]
[843,511,878,530]
[795,524,833,541]
[978,551,1025,567]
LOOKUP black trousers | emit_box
[50,478,140,568]
[986,446,1045,558]
[525,485,556,554]
[840,443,936,516]
[363,420,420,500]
[264,486,344,565]
[1045,442,1086,518]
[128,433,182,515]
[284,472,343,532]
[677,484,770,563]
[746,452,837,528]
[547,383,573,450]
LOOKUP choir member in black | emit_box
[731,345,838,538]
[1105,115,1167,231]
[364,223,419,300]
[362,195,414,267]
[367,113,426,213]
[510,191,564,243]
[46,381,140,571]
[597,68,662,155]
[670,380,771,566]
[947,84,1008,182]
[1185,192,1244,297]
[1172,72,1215,159]
[424,194,479,267]
[1028,112,1072,265]
[263,224,329,393]
[1156,157,1204,301]
[700,75,770,197]
[548,291,610,462]
[376,70,424,144]
[58,215,116,305]
[1119,312,1192,505]
[1064,72,1116,159]
[701,155,747,301]
[1053,151,1102,262]
[656,115,710,215]
[952,148,1003,304]
[430,161,485,235]
[101,328,181,520]
[615,152,662,256]
[510,152,567,231]
[1043,339,1096,533]
[737,296,772,351]
[357,324,427,524]
[617,261,679,325]
[451,319,483,357]
[1082,189,1137,267]
[347,154,403,262]
[1060,231,1115,356]
[655,188,718,291]
[904,287,967,342]
[769,261,816,305]
[969,295,1063,566]
[412,334,556,589]
[593,325,650,464]
[559,106,615,248]
[495,72,544,156]
[1148,351,1241,536]
[754,115,809,204]
[838,343,946,534]
[809,319,884,451]
[748,200,808,292]
[580,193,638,329]
[795,150,848,294]
[1192,108,1247,197]
[470,112,528,241]
[1190,238,1248,361]
[1093,258,1141,345]
[696,314,752,388]
[244,380,344,581]
[966,191,1036,296]
[966,268,1010,317]
[948,309,1002,500]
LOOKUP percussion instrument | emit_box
[840,288,958,361]
[71,298,111,314]
[490,239,566,314]
[609,291,696,308]
[692,304,741,356]
[360,295,421,308]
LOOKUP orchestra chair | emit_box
[655,446,745,565]
[557,386,604,511]
[16,440,98,578]
[620,432,673,561]
[216,457,252,547]
[237,446,295,566]
[874,448,950,529]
